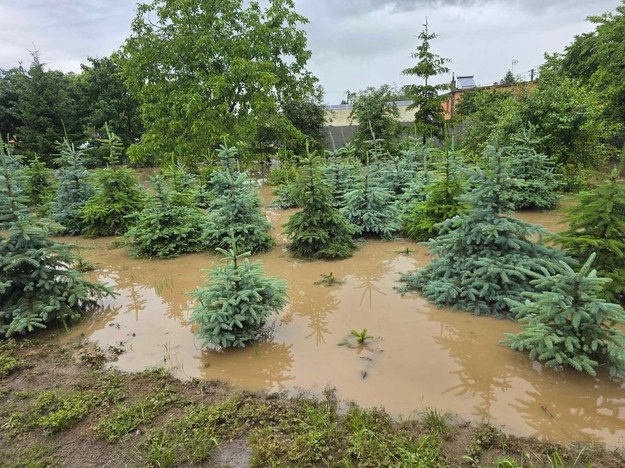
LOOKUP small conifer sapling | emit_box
[190,241,288,349]
[284,146,356,259]
[502,254,625,380]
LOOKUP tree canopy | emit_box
[121,0,317,165]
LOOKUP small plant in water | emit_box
[339,329,374,347]
[314,272,343,287]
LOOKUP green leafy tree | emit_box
[121,0,317,165]
[52,138,93,235]
[558,158,625,304]
[502,254,625,380]
[348,85,401,156]
[78,55,142,149]
[190,242,288,348]
[342,142,401,240]
[401,20,450,141]
[559,2,625,133]
[507,125,561,210]
[284,148,355,259]
[0,141,114,337]
[403,137,465,241]
[456,87,514,158]
[281,90,327,153]
[203,144,273,254]
[494,65,614,168]
[399,143,566,317]
[126,176,206,258]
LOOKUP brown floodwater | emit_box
[61,191,625,447]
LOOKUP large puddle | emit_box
[62,190,625,447]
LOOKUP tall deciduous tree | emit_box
[121,0,317,165]
[348,85,400,156]
[401,20,450,142]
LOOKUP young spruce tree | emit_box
[399,143,566,317]
[558,156,625,304]
[507,125,560,210]
[402,136,465,241]
[52,138,93,235]
[189,240,288,349]
[24,154,53,214]
[126,176,206,258]
[81,125,145,237]
[0,141,114,337]
[203,144,273,254]
[322,146,358,209]
[502,254,625,380]
[341,137,401,239]
[284,146,356,259]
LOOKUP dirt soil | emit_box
[1,337,624,467]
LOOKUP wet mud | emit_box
[62,190,625,447]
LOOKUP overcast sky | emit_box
[0,0,620,103]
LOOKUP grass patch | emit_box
[34,391,95,435]
[421,406,450,438]
[249,402,446,467]
[464,423,505,466]
[0,441,60,468]
[0,354,22,378]
[95,390,178,442]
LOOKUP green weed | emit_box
[94,390,178,442]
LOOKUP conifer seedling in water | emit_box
[52,137,93,235]
[202,143,273,254]
[502,254,625,380]
[558,153,625,305]
[126,175,206,258]
[0,141,115,337]
[284,144,356,259]
[399,143,566,317]
[189,240,288,349]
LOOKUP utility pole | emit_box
[530,68,535,82]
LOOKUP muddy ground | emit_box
[1,337,624,467]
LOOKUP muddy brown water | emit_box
[62,190,625,447]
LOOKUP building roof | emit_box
[456,75,476,89]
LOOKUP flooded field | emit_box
[62,190,625,447]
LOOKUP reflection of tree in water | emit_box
[288,288,340,345]
[96,267,191,326]
[351,258,392,309]
[436,322,514,421]
[198,341,295,390]
[510,369,625,445]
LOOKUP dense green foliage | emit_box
[0,142,114,337]
[52,139,93,235]
[558,159,625,304]
[400,144,565,317]
[558,1,625,133]
[401,21,450,140]
[190,246,288,348]
[503,254,625,380]
[203,145,273,254]
[403,140,465,241]
[507,127,560,210]
[121,0,317,165]
[342,150,401,239]
[0,52,140,165]
[126,176,206,258]
[24,155,53,212]
[284,151,355,259]
[322,148,358,209]
[348,86,400,156]
[81,167,146,237]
